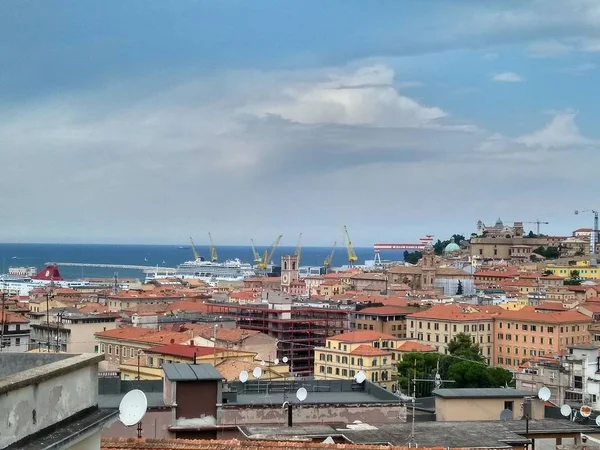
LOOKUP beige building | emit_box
[494,307,593,369]
[314,330,435,391]
[352,306,414,338]
[433,388,544,421]
[406,304,500,364]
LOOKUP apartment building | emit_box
[406,304,501,364]
[351,306,413,338]
[0,311,30,352]
[313,330,435,391]
[494,307,593,369]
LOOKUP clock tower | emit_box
[281,255,299,293]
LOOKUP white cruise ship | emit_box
[144,257,256,285]
[0,265,92,296]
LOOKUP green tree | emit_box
[533,246,560,259]
[542,270,553,276]
[447,362,513,388]
[396,352,441,396]
[456,280,464,295]
[433,234,467,255]
[565,269,582,286]
[403,250,422,265]
[447,333,485,363]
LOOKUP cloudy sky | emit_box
[1,0,599,246]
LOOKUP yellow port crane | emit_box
[250,239,263,264]
[324,241,337,269]
[344,225,358,266]
[189,237,200,261]
[294,233,302,265]
[208,232,218,262]
[257,235,283,270]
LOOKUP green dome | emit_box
[444,238,461,254]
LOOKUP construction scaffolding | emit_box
[205,303,348,376]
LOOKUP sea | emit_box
[0,243,404,280]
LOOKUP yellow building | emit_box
[544,261,600,280]
[498,301,528,311]
[313,330,435,391]
[118,343,260,381]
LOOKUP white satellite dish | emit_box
[596,416,600,427]
[239,370,249,383]
[538,386,551,402]
[354,371,366,384]
[260,360,266,366]
[499,409,513,421]
[118,389,148,427]
[274,358,280,365]
[283,356,289,363]
[296,387,308,402]
[560,404,572,417]
[253,366,262,379]
[581,405,592,418]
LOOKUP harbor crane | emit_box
[256,235,283,270]
[189,237,200,261]
[294,233,302,266]
[208,232,218,262]
[343,225,358,267]
[575,209,599,255]
[323,241,337,270]
[250,239,263,264]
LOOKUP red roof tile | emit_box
[329,330,398,343]
[145,344,231,359]
[397,341,437,352]
[407,304,502,321]
[350,344,389,356]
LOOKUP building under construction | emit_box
[205,296,349,376]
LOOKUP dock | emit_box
[45,262,177,271]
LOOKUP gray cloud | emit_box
[0,64,598,245]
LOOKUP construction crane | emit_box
[208,232,218,262]
[189,237,200,261]
[250,239,263,264]
[343,225,358,266]
[323,241,337,269]
[575,209,599,255]
[294,233,302,265]
[257,235,283,270]
[522,220,549,235]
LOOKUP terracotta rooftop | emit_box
[350,344,389,356]
[214,359,287,381]
[356,306,412,315]
[329,330,398,343]
[0,311,29,323]
[95,327,191,345]
[397,340,437,352]
[100,438,469,450]
[407,304,503,321]
[176,323,262,343]
[145,343,231,359]
[496,307,592,323]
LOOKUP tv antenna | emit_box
[282,386,308,427]
[118,389,148,438]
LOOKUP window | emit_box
[108,345,112,355]
[548,326,554,333]
[357,358,363,366]
[101,344,105,353]
[336,355,340,363]
[335,368,340,375]
[327,367,332,374]
[342,356,348,364]
[148,357,154,367]
[531,325,537,331]
[523,324,528,331]
[434,323,439,331]
[15,338,20,346]
[372,359,378,366]
[319,366,325,373]
[574,376,583,389]
[130,348,134,358]
[115,346,119,356]
[504,401,514,411]
[342,369,347,376]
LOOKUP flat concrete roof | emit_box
[433,388,536,399]
[224,379,399,406]
[240,420,598,449]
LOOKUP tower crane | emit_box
[250,239,262,264]
[294,233,302,266]
[257,235,283,270]
[208,232,218,262]
[522,220,549,235]
[575,209,599,255]
[343,225,358,267]
[324,241,337,270]
[189,237,200,261]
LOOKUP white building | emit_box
[1,311,30,352]
[563,345,600,410]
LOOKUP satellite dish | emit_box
[239,370,249,383]
[253,367,262,379]
[580,405,592,418]
[283,357,289,363]
[274,358,280,365]
[596,416,600,427]
[296,387,308,402]
[354,371,366,384]
[538,386,551,402]
[118,389,148,427]
[260,360,266,366]
[561,404,572,417]
[500,409,513,421]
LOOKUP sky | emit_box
[1,0,600,246]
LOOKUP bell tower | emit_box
[281,255,299,293]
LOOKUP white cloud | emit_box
[528,40,574,58]
[491,72,525,83]
[516,112,595,149]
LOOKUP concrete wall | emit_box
[220,403,405,426]
[68,321,118,353]
[0,352,73,378]
[102,410,171,439]
[0,354,101,449]
[435,396,544,421]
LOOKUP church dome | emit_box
[443,237,461,254]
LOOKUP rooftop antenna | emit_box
[283,386,308,427]
[118,389,148,438]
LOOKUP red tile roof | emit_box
[95,327,191,345]
[350,344,389,356]
[496,307,592,323]
[145,344,231,359]
[407,304,502,321]
[397,341,437,352]
[1,311,29,323]
[356,306,412,315]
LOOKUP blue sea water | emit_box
[0,243,404,280]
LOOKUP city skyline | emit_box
[1,0,599,245]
